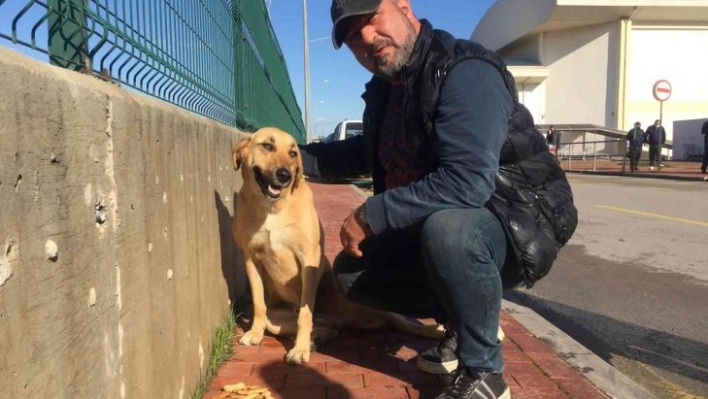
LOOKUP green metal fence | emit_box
[0,0,305,142]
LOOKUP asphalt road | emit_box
[506,174,708,399]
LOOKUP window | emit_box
[344,122,363,139]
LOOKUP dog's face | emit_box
[232,127,303,201]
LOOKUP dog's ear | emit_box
[232,136,251,170]
[292,146,304,192]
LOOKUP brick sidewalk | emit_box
[204,182,609,399]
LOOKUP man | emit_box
[701,120,708,174]
[645,119,666,170]
[625,122,645,172]
[300,1,577,398]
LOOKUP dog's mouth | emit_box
[254,166,290,200]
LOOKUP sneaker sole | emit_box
[416,357,458,375]
[498,387,511,399]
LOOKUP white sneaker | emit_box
[660,163,666,167]
[650,166,655,171]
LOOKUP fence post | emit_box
[47,0,89,71]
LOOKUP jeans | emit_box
[333,208,507,372]
[702,144,707,172]
[628,146,642,171]
[649,145,661,166]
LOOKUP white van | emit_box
[323,120,363,143]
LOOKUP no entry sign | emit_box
[653,80,672,102]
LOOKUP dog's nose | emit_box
[275,168,292,184]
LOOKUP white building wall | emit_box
[517,81,546,124]
[541,23,619,127]
[503,35,541,63]
[626,28,708,142]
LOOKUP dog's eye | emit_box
[261,142,274,151]
[289,150,297,158]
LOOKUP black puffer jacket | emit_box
[363,21,578,288]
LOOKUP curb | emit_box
[502,300,658,399]
[564,169,707,182]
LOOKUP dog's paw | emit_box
[239,329,264,346]
[285,345,311,364]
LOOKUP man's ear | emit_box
[232,136,251,170]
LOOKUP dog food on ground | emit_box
[217,382,273,399]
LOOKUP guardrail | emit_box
[556,138,675,173]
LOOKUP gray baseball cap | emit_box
[331,0,382,49]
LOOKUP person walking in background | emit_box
[546,125,555,146]
[625,122,645,172]
[546,125,561,157]
[701,120,708,174]
[645,119,666,170]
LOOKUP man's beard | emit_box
[371,17,417,81]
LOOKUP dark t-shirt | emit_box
[378,85,435,190]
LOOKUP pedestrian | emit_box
[546,125,561,157]
[625,122,645,172]
[300,1,577,398]
[701,120,708,174]
[546,125,555,145]
[644,119,666,170]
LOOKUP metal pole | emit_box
[303,0,312,143]
[592,142,597,171]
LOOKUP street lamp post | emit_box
[303,0,312,143]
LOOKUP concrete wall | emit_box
[0,47,248,399]
[542,22,619,127]
[626,28,708,141]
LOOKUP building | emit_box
[472,0,708,159]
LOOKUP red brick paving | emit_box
[204,182,609,399]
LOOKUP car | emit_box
[323,120,363,143]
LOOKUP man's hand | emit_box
[340,205,372,258]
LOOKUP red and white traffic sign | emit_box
[652,80,672,102]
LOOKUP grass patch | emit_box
[190,308,238,399]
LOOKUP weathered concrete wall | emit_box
[0,47,248,398]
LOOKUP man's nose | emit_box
[359,25,377,45]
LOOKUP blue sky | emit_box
[269,0,496,139]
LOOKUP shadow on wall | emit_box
[214,191,246,311]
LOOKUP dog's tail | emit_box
[386,314,506,341]
[384,313,445,339]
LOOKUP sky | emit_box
[268,0,497,139]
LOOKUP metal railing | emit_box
[557,138,675,173]
[553,138,627,171]
[0,0,305,142]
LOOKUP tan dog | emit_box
[232,127,445,364]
